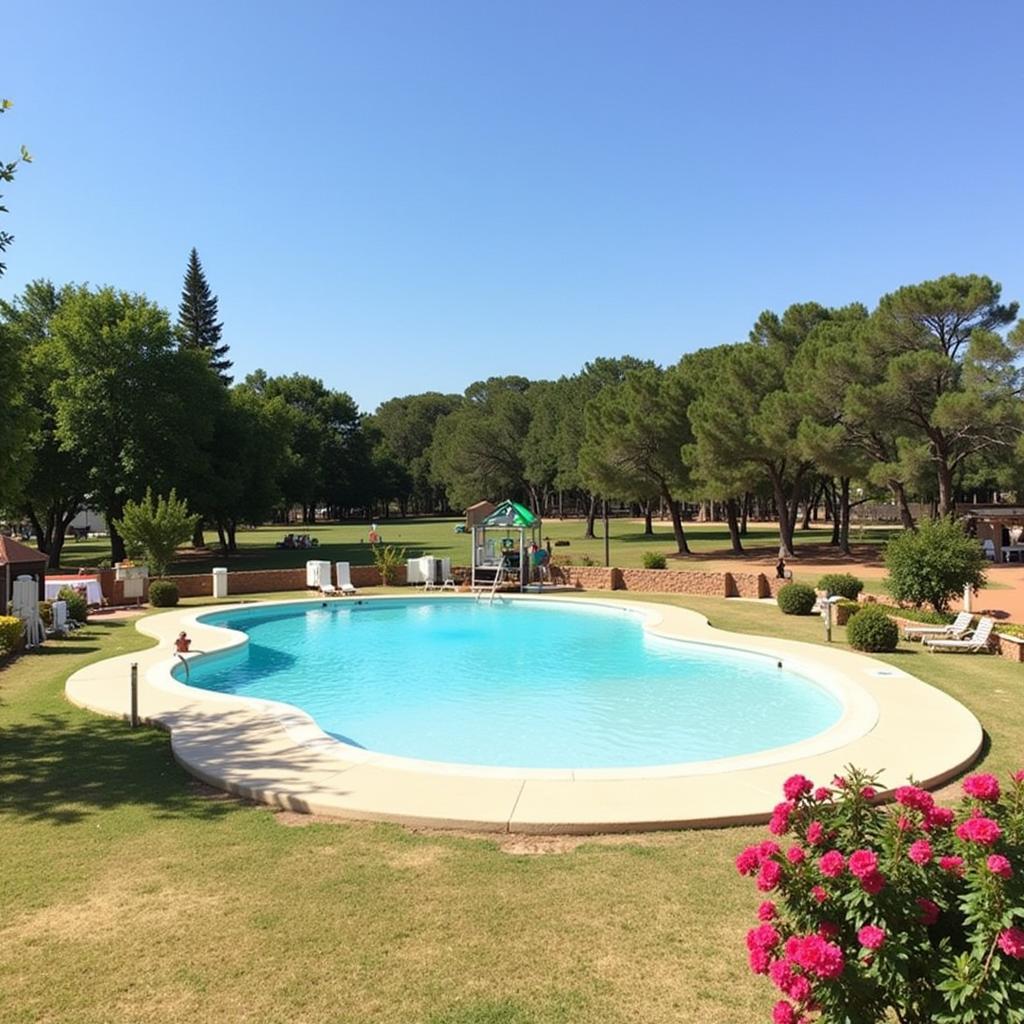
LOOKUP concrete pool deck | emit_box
[65,595,983,834]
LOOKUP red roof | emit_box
[0,535,48,566]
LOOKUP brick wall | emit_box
[549,566,620,590]
[546,564,776,598]
[618,568,726,595]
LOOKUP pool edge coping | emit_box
[64,593,985,834]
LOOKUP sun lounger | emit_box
[319,582,339,597]
[335,562,357,596]
[924,617,994,653]
[903,610,972,641]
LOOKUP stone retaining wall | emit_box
[548,565,775,597]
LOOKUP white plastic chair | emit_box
[335,562,357,595]
[924,617,995,653]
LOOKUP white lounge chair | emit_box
[903,610,973,642]
[335,562,357,596]
[319,582,339,597]
[924,617,995,653]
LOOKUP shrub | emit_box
[112,487,200,578]
[777,583,817,615]
[56,586,88,623]
[846,605,899,652]
[817,573,864,600]
[38,600,53,626]
[148,580,180,607]
[372,544,406,585]
[578,554,597,567]
[884,517,987,612]
[642,551,667,569]
[0,615,22,656]
[737,767,1024,1024]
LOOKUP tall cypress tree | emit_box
[176,247,232,384]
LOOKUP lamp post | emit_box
[603,498,610,568]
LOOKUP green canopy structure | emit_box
[471,500,543,592]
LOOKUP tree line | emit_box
[1,259,1021,566]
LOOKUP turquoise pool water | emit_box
[181,599,843,770]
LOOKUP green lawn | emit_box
[55,518,897,575]
[1,593,1021,1023]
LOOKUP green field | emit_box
[55,518,898,575]
[2,593,1021,1023]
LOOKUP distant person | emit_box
[174,631,191,653]
[776,557,787,580]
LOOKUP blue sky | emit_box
[4,1,1023,412]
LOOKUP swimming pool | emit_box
[181,599,843,770]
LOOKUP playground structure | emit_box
[471,500,543,593]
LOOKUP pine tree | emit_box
[176,247,232,384]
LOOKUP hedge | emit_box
[777,583,818,615]
[846,606,899,652]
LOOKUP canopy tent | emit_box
[0,535,47,617]
[471,500,542,592]
[965,506,1024,563]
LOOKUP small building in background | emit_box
[0,535,47,617]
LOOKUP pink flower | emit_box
[814,786,831,802]
[895,785,934,813]
[818,850,846,878]
[858,925,885,949]
[768,958,794,991]
[787,845,806,865]
[987,854,1013,879]
[897,815,913,832]
[924,806,954,830]
[770,801,795,836]
[806,820,824,845]
[760,840,782,859]
[861,786,877,800]
[860,871,886,895]
[956,816,1002,845]
[749,945,771,974]
[917,898,940,925]
[758,859,783,892]
[772,1001,797,1024]
[998,927,1024,959]
[1012,770,1024,784]
[787,974,811,1002]
[939,855,965,875]
[848,849,878,879]
[736,845,761,876]
[908,839,933,865]
[832,775,847,789]
[818,921,839,939]
[811,885,827,904]
[747,923,781,952]
[785,933,845,979]
[784,774,814,801]
[963,773,1001,802]
[758,901,778,921]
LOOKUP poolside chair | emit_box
[923,616,995,654]
[902,610,973,642]
[319,582,339,597]
[335,561,358,596]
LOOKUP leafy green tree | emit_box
[0,280,90,566]
[884,517,987,611]
[580,364,694,554]
[176,247,232,384]
[429,376,535,510]
[113,488,200,577]
[688,303,859,556]
[240,371,365,521]
[0,97,31,277]
[865,274,1020,516]
[370,392,462,514]
[51,286,220,563]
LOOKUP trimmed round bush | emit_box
[38,600,53,627]
[56,586,88,624]
[641,551,667,569]
[148,580,180,607]
[817,572,864,600]
[0,615,22,656]
[777,582,817,615]
[846,605,899,652]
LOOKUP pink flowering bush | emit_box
[737,767,1024,1023]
